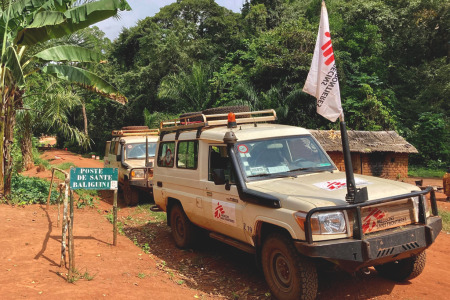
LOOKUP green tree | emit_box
[0,0,130,197]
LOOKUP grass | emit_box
[54,162,77,170]
[408,166,446,178]
[68,268,96,283]
[441,210,450,233]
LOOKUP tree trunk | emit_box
[20,112,34,171]
[0,94,5,199]
[4,89,23,197]
[82,101,88,136]
[4,92,17,197]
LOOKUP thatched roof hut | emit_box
[308,130,418,154]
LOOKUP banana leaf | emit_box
[15,0,130,46]
[2,46,25,87]
[34,45,102,63]
[41,64,127,104]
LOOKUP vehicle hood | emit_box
[124,158,154,169]
[247,172,420,211]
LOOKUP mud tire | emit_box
[170,204,195,249]
[375,251,426,282]
[123,179,139,206]
[261,233,318,300]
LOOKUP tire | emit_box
[170,204,195,249]
[261,233,318,300]
[121,126,149,130]
[123,179,139,206]
[375,251,426,282]
[202,105,251,120]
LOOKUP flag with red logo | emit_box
[303,1,343,122]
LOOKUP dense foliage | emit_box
[49,0,448,167]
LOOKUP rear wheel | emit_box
[170,204,195,248]
[375,251,426,282]
[123,179,139,206]
[261,233,318,300]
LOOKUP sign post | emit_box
[70,167,119,246]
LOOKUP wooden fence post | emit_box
[113,189,118,246]
[46,169,55,209]
[68,190,75,279]
[60,177,69,267]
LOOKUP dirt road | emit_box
[0,149,448,299]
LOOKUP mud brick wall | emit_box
[326,151,409,180]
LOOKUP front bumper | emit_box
[295,216,442,272]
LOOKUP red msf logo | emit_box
[214,202,225,219]
[321,32,335,66]
[327,181,346,190]
[362,208,386,233]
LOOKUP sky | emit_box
[95,0,244,41]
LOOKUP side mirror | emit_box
[212,169,226,185]
[146,161,154,168]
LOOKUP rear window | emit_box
[177,141,198,169]
[157,142,175,168]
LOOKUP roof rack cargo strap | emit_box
[196,127,202,139]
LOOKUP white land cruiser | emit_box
[152,109,441,300]
[104,126,159,205]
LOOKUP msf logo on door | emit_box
[212,200,237,227]
[321,32,335,66]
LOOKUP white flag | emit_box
[303,1,343,122]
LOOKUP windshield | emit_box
[125,143,157,159]
[235,135,335,179]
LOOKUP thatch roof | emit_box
[308,130,418,154]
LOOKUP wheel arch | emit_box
[254,221,296,267]
[166,197,182,226]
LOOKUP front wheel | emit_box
[123,179,139,206]
[170,204,195,249]
[261,233,318,300]
[375,251,426,282]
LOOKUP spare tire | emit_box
[121,126,149,130]
[179,111,204,122]
[202,106,251,120]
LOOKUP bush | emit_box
[8,174,59,205]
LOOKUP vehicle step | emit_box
[209,232,255,254]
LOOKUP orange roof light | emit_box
[227,112,237,128]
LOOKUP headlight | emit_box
[130,169,145,179]
[294,211,347,235]
[411,195,429,222]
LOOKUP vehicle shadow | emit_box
[124,220,400,299]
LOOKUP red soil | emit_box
[1,149,449,299]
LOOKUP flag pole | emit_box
[339,113,368,203]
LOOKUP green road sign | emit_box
[70,168,118,190]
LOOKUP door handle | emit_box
[157,181,163,187]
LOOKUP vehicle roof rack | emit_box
[160,109,277,135]
[112,128,159,137]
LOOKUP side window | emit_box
[177,141,198,169]
[208,146,234,183]
[157,142,175,167]
[110,141,116,154]
[114,141,120,155]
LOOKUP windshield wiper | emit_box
[288,167,312,172]
[247,173,272,178]
[248,173,294,179]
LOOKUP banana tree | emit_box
[0,0,130,197]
